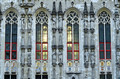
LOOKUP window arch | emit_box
[5,11,18,60]
[67,11,79,60]
[36,11,48,60]
[98,11,111,60]
[72,77,75,79]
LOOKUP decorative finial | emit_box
[11,2,14,7]
[58,2,63,15]
[83,2,88,16]
[71,2,74,7]
[90,2,95,17]
[51,2,56,15]
[0,5,2,15]
[103,1,105,7]
[41,2,43,7]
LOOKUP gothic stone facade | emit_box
[0,0,120,79]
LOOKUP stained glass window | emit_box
[5,11,17,60]
[67,11,79,60]
[36,11,48,60]
[98,11,111,60]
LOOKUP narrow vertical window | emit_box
[36,11,48,60]
[100,74,105,79]
[5,11,17,60]
[67,11,79,60]
[98,11,111,60]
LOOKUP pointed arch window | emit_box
[5,11,18,60]
[67,11,79,60]
[98,11,111,60]
[36,11,48,60]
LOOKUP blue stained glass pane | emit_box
[6,44,10,50]
[100,51,104,59]
[5,52,10,59]
[12,52,16,59]
[36,23,41,42]
[5,24,11,42]
[105,23,111,42]
[106,51,111,59]
[100,74,105,79]
[74,23,79,42]
[99,23,104,42]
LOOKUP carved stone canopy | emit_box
[58,27,63,33]
[51,2,57,15]
[52,45,57,50]
[84,62,89,68]
[58,2,64,15]
[114,9,119,18]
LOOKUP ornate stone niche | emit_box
[27,14,32,31]
[21,14,25,33]
[27,53,31,67]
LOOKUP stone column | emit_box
[58,1,64,78]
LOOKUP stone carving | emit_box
[90,20,94,29]
[21,35,25,46]
[59,34,62,45]
[84,20,88,28]
[58,16,63,28]
[116,18,120,30]
[21,53,25,65]
[27,68,31,78]
[90,54,95,68]
[52,34,56,45]
[84,33,88,46]
[52,17,56,28]
[28,33,31,46]
[52,51,56,64]
[84,51,89,62]
[84,51,89,68]
[90,34,94,46]
[27,53,31,65]
[28,15,32,29]
[21,68,24,79]
[58,51,63,64]
[21,17,25,30]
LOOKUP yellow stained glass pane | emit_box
[74,52,79,60]
[43,44,47,50]
[42,26,48,42]
[43,52,48,60]
[67,26,72,42]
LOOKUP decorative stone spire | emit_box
[51,2,57,15]
[0,6,2,20]
[90,2,95,17]
[83,2,88,16]
[58,2,63,15]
